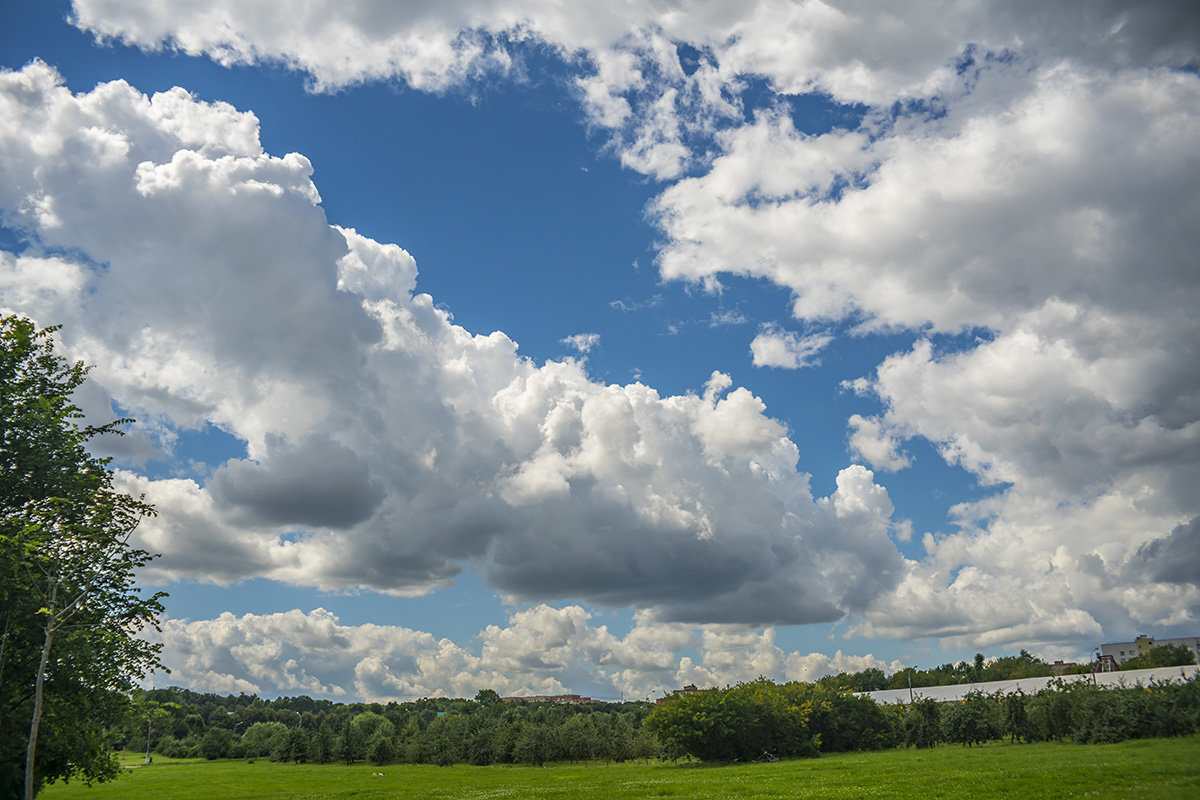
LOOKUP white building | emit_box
[1100,634,1200,666]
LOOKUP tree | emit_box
[242,722,287,758]
[942,692,1001,746]
[308,722,337,764]
[0,316,165,798]
[338,719,367,765]
[903,698,942,748]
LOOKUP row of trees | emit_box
[113,688,659,767]
[899,676,1200,748]
[643,678,894,761]
[648,674,1200,760]
[821,646,1195,694]
[118,670,1200,768]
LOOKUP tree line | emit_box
[115,688,660,767]
[821,646,1195,694]
[118,668,1200,769]
[645,673,1200,760]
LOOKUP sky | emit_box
[1,0,1198,702]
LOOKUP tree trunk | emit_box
[25,618,53,800]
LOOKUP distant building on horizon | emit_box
[656,684,700,704]
[500,693,600,704]
[1099,634,1200,666]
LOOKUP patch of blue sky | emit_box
[781,87,870,136]
[0,225,29,255]
[0,220,112,274]
[674,42,707,78]
[130,421,247,482]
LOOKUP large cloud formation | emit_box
[4,0,1199,661]
[0,62,903,627]
[147,605,901,701]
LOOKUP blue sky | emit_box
[2,1,1198,701]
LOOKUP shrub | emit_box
[645,679,820,762]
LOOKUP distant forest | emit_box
[114,647,1197,766]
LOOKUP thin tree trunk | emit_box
[25,619,52,800]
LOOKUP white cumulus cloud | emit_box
[148,606,903,701]
[0,62,903,627]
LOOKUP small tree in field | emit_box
[0,316,165,799]
[942,692,1001,746]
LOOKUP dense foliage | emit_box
[893,677,1200,748]
[0,316,164,798]
[883,650,1073,690]
[111,688,660,767]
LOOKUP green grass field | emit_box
[40,737,1200,799]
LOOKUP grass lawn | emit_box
[41,737,1200,799]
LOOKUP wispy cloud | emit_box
[560,332,601,353]
[750,324,832,369]
[609,294,662,312]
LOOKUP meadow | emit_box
[40,736,1200,800]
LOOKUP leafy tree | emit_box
[338,719,367,765]
[368,735,394,765]
[351,711,394,742]
[942,692,1001,746]
[198,728,236,760]
[851,668,890,692]
[1121,645,1197,671]
[241,721,287,758]
[512,722,553,766]
[129,696,177,765]
[1001,690,1033,743]
[903,698,942,748]
[809,690,897,752]
[0,316,165,799]
[308,722,337,764]
[982,650,1052,682]
[558,714,599,762]
[645,679,819,762]
[270,727,311,763]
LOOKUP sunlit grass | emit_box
[41,737,1200,800]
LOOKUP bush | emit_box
[645,679,820,762]
[198,728,237,760]
[810,691,898,752]
[1069,689,1133,744]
